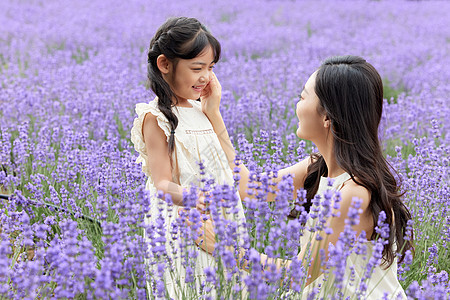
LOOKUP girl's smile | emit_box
[192,85,206,93]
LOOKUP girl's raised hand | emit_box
[200,72,222,116]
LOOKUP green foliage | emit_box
[383,78,405,104]
[220,13,233,23]
[306,21,313,38]
[46,41,66,54]
[0,53,7,74]
[72,47,90,65]
[384,138,417,159]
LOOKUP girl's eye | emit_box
[192,68,201,71]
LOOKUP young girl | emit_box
[195,56,413,299]
[130,17,247,298]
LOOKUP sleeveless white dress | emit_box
[300,173,407,300]
[131,99,247,299]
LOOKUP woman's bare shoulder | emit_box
[338,178,373,233]
[340,178,371,208]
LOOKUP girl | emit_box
[194,56,414,299]
[130,17,247,298]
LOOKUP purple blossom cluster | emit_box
[0,0,449,299]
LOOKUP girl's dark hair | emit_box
[293,55,414,267]
[147,17,221,157]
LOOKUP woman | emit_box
[192,55,413,299]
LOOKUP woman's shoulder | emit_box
[338,177,372,224]
[340,178,371,204]
[330,176,373,235]
[341,174,369,189]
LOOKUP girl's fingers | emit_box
[202,73,219,96]
[202,81,212,98]
[196,194,208,213]
[207,73,215,90]
[211,72,221,89]
[178,207,187,219]
[210,75,218,91]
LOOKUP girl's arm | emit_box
[142,112,185,205]
[201,73,310,201]
[142,111,207,211]
[205,109,253,199]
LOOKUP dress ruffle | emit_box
[130,100,202,179]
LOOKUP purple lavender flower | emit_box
[0,0,448,297]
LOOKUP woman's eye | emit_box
[192,68,201,71]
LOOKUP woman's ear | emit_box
[323,115,331,128]
[156,54,171,74]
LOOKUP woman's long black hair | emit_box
[294,55,414,267]
[147,17,221,157]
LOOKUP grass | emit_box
[383,78,406,105]
[71,47,91,65]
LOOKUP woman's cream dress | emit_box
[300,172,407,300]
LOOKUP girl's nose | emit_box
[201,69,213,82]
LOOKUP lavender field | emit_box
[0,0,449,299]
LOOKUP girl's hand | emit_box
[200,72,222,117]
[190,216,216,254]
[195,191,210,213]
[178,208,216,254]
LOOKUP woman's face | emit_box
[296,71,327,141]
[167,45,215,102]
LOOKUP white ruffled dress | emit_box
[131,99,247,299]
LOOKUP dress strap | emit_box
[335,173,352,191]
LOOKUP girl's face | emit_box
[167,45,215,102]
[296,71,327,141]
